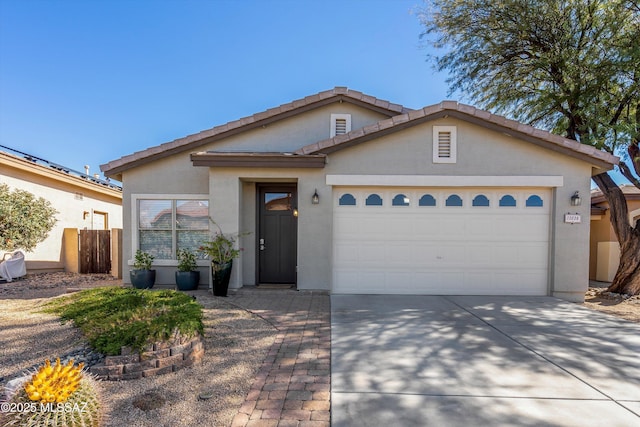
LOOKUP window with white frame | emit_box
[137,198,209,259]
[433,125,457,163]
[330,113,352,137]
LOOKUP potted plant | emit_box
[198,222,242,297]
[130,249,156,289]
[175,248,200,291]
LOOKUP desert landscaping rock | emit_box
[0,273,278,427]
[133,391,167,411]
[583,286,640,323]
[1,272,638,427]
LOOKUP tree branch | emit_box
[592,172,632,243]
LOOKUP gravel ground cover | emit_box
[1,273,639,427]
[0,273,278,427]
[583,286,640,323]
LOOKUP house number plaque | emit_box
[564,214,581,224]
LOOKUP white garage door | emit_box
[332,188,550,295]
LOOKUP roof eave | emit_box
[190,152,327,168]
[2,152,122,198]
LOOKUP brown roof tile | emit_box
[377,118,396,131]
[407,109,426,121]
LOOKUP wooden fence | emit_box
[79,229,111,274]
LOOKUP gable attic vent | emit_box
[433,125,457,163]
[330,114,352,138]
[335,118,347,135]
[438,131,452,158]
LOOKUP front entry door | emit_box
[258,185,297,284]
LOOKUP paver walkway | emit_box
[227,287,331,427]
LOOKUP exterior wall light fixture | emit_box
[570,191,582,206]
[312,189,320,205]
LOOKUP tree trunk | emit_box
[592,172,640,295]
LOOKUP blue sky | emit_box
[0,0,624,187]
[0,0,451,180]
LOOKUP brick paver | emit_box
[228,287,331,427]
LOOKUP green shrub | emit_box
[44,287,204,355]
[0,183,58,251]
[132,250,154,270]
[176,248,198,272]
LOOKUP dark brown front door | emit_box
[258,185,297,284]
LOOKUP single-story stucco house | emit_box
[101,87,618,302]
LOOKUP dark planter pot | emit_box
[175,271,200,291]
[211,261,233,297]
[130,269,156,289]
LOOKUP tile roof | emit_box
[101,89,618,179]
[294,101,619,170]
[101,87,410,179]
[591,184,640,205]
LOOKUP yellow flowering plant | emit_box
[24,358,84,403]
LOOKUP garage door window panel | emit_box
[418,194,437,207]
[365,194,383,206]
[392,194,410,206]
[526,195,544,207]
[499,195,517,207]
[472,195,490,207]
[445,194,463,207]
[338,193,357,206]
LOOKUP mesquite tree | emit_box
[419,0,640,295]
[0,184,58,251]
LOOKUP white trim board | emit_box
[326,175,564,187]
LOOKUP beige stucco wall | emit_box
[195,103,389,153]
[120,152,210,284]
[1,163,122,271]
[589,197,640,281]
[117,102,599,302]
[208,169,329,290]
[120,103,389,286]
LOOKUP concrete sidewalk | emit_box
[228,287,331,427]
[331,295,640,427]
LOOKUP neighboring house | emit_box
[589,185,640,282]
[101,87,617,302]
[1,145,123,272]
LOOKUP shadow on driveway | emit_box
[331,295,640,427]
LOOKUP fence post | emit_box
[111,228,123,279]
[62,228,79,273]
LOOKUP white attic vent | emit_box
[438,131,452,158]
[433,125,457,163]
[331,114,351,137]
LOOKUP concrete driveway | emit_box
[331,295,640,426]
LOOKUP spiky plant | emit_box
[24,358,83,403]
[3,358,102,427]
